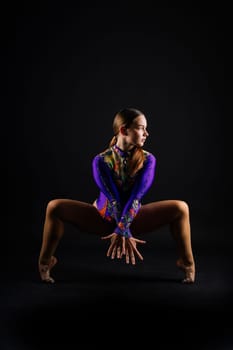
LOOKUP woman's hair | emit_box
[109,107,146,177]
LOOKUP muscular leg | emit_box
[131,200,195,283]
[38,199,114,282]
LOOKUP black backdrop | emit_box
[4,2,233,348]
[7,2,232,254]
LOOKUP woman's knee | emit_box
[46,199,63,217]
[174,200,189,217]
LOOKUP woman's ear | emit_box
[119,126,128,135]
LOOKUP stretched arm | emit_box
[92,155,121,222]
[114,153,156,237]
[92,154,121,203]
[92,153,156,237]
[93,152,156,264]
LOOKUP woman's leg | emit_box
[38,198,114,283]
[131,200,195,283]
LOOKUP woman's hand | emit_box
[101,233,146,265]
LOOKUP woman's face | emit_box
[126,114,149,148]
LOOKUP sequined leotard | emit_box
[92,145,156,238]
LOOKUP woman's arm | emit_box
[92,152,156,238]
[92,155,122,222]
[114,153,156,238]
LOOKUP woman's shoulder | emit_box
[98,147,113,158]
[93,147,113,161]
[142,149,156,160]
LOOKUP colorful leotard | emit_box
[92,144,156,238]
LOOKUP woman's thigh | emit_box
[130,200,186,235]
[48,198,115,235]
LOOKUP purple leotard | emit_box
[92,145,156,238]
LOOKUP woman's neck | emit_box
[115,140,134,152]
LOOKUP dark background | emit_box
[4,2,233,349]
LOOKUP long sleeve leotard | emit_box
[92,144,156,238]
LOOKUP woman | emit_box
[38,108,195,284]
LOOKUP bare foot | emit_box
[176,259,195,284]
[38,256,57,283]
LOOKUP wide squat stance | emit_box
[38,108,195,284]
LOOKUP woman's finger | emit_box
[127,243,136,265]
[134,238,146,244]
[129,239,144,261]
[120,236,126,257]
[125,248,130,264]
[106,235,117,257]
[111,245,117,259]
[132,245,144,261]
[101,233,115,240]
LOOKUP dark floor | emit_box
[1,219,232,349]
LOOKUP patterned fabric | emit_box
[92,145,156,237]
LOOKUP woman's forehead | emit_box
[132,115,147,126]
